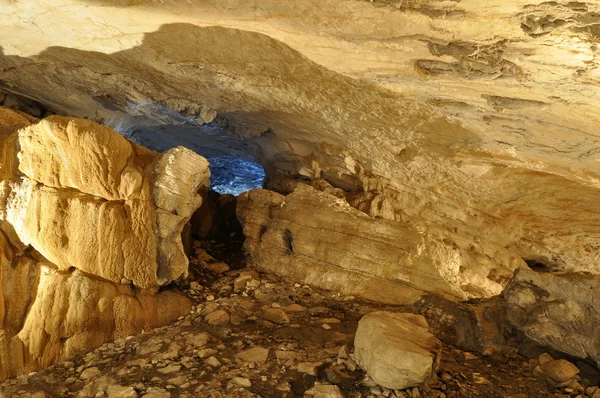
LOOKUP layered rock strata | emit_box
[504,269,600,368]
[237,184,525,303]
[0,108,207,381]
[354,311,442,390]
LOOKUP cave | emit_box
[1,1,600,397]
[104,103,266,196]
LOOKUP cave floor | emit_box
[0,241,579,398]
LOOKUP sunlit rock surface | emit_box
[237,184,518,302]
[1,0,600,372]
[0,108,197,381]
[4,115,209,288]
[1,0,598,284]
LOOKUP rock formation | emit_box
[237,184,520,302]
[1,0,600,384]
[0,108,208,381]
[354,311,442,390]
[505,269,600,368]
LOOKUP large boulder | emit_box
[354,311,441,390]
[0,108,197,381]
[237,184,512,303]
[17,267,191,373]
[504,268,600,367]
[2,115,210,288]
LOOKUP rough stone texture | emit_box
[17,267,191,374]
[504,269,600,367]
[354,311,441,390]
[0,108,196,381]
[538,359,580,383]
[2,115,210,288]
[238,184,518,303]
[1,0,599,297]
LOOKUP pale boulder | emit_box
[17,267,191,372]
[3,116,210,288]
[237,184,487,304]
[354,311,441,390]
[504,269,600,367]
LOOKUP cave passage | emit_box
[107,103,265,196]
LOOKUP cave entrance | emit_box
[107,103,265,196]
[105,103,263,269]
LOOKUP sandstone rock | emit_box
[538,353,553,365]
[141,387,170,398]
[354,311,441,390]
[205,310,230,326]
[107,384,138,398]
[238,185,491,304]
[205,356,221,367]
[263,308,290,325]
[2,0,600,311]
[231,377,251,388]
[17,267,190,374]
[505,269,600,366]
[304,383,344,398]
[538,360,579,383]
[4,116,209,288]
[298,361,323,376]
[80,367,101,381]
[235,347,269,363]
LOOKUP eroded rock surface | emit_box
[237,184,523,303]
[0,108,203,381]
[1,0,599,293]
[354,311,441,390]
[4,115,209,287]
[505,269,600,367]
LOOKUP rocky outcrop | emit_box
[237,184,524,303]
[354,311,441,390]
[0,108,205,381]
[1,1,600,291]
[504,269,600,367]
[5,115,209,287]
[18,267,191,374]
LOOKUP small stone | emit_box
[188,332,210,348]
[80,367,101,381]
[276,350,296,360]
[231,377,252,387]
[539,359,580,383]
[304,383,344,398]
[107,385,138,398]
[338,345,349,359]
[205,309,230,325]
[538,353,554,365]
[157,365,181,374]
[298,361,324,376]
[283,304,307,313]
[198,348,218,358]
[235,347,269,363]
[141,387,171,398]
[322,324,332,330]
[167,376,187,387]
[205,262,230,274]
[472,373,492,385]
[263,308,290,325]
[205,356,222,367]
